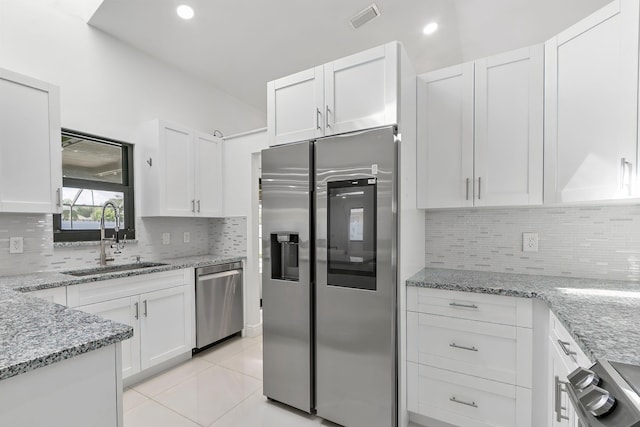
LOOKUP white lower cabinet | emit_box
[548,312,590,427]
[408,362,531,427]
[71,269,194,380]
[407,287,533,427]
[27,286,67,305]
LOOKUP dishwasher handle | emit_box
[197,270,241,282]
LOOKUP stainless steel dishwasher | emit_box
[194,262,243,352]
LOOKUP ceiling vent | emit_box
[350,4,381,29]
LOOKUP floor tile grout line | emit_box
[205,385,264,427]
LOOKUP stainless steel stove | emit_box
[566,360,640,426]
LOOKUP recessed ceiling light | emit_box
[423,22,438,35]
[176,5,194,20]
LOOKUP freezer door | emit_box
[315,126,397,427]
[261,141,314,413]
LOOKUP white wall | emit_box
[222,128,269,336]
[0,0,266,141]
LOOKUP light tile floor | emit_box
[124,333,421,427]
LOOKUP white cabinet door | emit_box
[79,296,140,379]
[324,42,398,135]
[267,66,324,146]
[0,68,61,213]
[194,132,223,216]
[474,45,544,207]
[417,63,474,209]
[159,122,195,216]
[545,0,639,203]
[140,285,192,370]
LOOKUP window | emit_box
[53,129,135,242]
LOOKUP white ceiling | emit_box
[89,0,611,112]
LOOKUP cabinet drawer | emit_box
[407,312,532,387]
[549,311,591,368]
[407,286,532,327]
[408,362,531,427]
[67,269,188,307]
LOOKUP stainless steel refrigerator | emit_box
[262,126,397,427]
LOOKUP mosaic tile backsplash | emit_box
[425,204,640,282]
[0,214,247,275]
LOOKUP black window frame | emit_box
[53,129,136,242]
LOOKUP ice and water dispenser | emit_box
[270,233,299,281]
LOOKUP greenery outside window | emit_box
[53,129,135,242]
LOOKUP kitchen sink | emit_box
[62,262,169,277]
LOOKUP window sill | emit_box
[53,240,139,248]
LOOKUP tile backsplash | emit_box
[425,204,640,282]
[0,214,247,276]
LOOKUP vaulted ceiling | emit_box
[89,0,611,112]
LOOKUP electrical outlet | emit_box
[162,232,171,245]
[183,232,190,243]
[523,232,539,252]
[9,237,23,254]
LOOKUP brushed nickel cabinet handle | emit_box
[449,302,478,309]
[134,301,139,320]
[325,105,331,129]
[466,178,470,201]
[450,342,478,352]
[316,108,322,130]
[191,200,195,212]
[555,376,570,421]
[197,200,201,213]
[478,177,482,200]
[450,396,478,408]
[56,188,62,207]
[557,339,577,360]
[621,157,633,194]
[143,300,148,317]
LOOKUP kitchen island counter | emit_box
[0,286,132,381]
[407,268,640,365]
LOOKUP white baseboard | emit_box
[243,322,262,338]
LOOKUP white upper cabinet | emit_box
[194,132,223,217]
[267,66,324,146]
[545,0,640,203]
[267,42,399,146]
[417,45,544,209]
[0,68,62,213]
[417,63,474,209]
[324,43,398,136]
[474,46,544,207]
[137,119,223,217]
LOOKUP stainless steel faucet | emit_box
[100,201,125,266]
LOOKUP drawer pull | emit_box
[555,376,570,421]
[557,339,577,360]
[450,396,478,408]
[450,342,478,352]
[449,302,478,309]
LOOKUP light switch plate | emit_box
[10,237,23,254]
[523,232,538,252]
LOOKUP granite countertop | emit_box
[0,254,244,381]
[0,287,133,381]
[0,254,245,293]
[407,268,640,366]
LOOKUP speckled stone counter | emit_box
[0,287,133,381]
[407,268,640,366]
[0,254,243,381]
[0,254,244,292]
